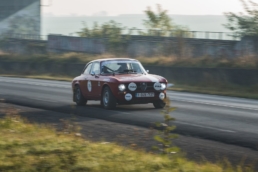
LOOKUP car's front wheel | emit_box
[74,86,87,106]
[153,100,166,109]
[102,86,117,109]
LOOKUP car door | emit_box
[88,62,101,99]
[80,63,93,99]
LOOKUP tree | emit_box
[141,4,189,37]
[77,20,125,38]
[77,20,131,54]
[224,0,258,37]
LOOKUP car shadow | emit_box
[86,101,159,112]
[0,95,164,133]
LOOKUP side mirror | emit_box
[90,71,95,76]
[146,70,149,73]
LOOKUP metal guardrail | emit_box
[0,30,240,41]
[81,28,240,41]
[122,29,239,40]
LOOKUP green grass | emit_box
[0,114,254,172]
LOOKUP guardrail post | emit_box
[205,32,209,39]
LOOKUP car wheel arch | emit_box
[101,83,117,100]
[101,84,117,109]
[73,83,80,91]
[73,84,86,104]
[101,83,110,96]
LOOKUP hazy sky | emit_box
[42,0,245,16]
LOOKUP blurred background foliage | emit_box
[76,4,190,55]
[224,0,258,37]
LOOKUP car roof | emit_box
[90,58,139,63]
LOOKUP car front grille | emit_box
[126,82,155,92]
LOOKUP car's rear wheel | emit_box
[153,100,166,109]
[74,86,87,106]
[102,86,116,109]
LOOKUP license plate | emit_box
[136,93,155,98]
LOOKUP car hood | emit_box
[110,74,167,83]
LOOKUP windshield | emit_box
[101,60,145,75]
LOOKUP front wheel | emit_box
[153,100,166,109]
[102,87,117,109]
[74,86,87,106]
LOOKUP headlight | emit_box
[160,83,166,90]
[118,84,126,91]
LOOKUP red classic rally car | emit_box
[72,58,168,109]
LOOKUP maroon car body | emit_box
[72,58,168,109]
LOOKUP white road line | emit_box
[175,121,236,133]
[169,97,258,111]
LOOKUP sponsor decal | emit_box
[87,80,92,92]
[125,93,132,101]
[128,82,137,91]
[154,82,161,91]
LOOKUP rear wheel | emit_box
[74,86,87,106]
[102,86,117,109]
[153,100,166,109]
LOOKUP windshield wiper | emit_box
[102,66,116,76]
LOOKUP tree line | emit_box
[78,1,258,39]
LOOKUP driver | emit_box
[117,63,128,73]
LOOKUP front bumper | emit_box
[115,90,166,104]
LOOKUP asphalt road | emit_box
[0,76,258,150]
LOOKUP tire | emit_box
[153,100,166,109]
[102,86,117,109]
[74,86,87,106]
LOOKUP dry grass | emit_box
[1,52,258,68]
[169,84,258,99]
[0,52,116,63]
[0,113,254,172]
[138,56,258,68]
[0,74,73,82]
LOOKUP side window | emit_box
[83,63,92,75]
[91,62,100,75]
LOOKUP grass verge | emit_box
[1,74,257,100]
[0,74,73,82]
[170,84,258,99]
[0,52,258,69]
[0,114,254,172]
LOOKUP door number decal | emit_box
[87,80,92,92]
